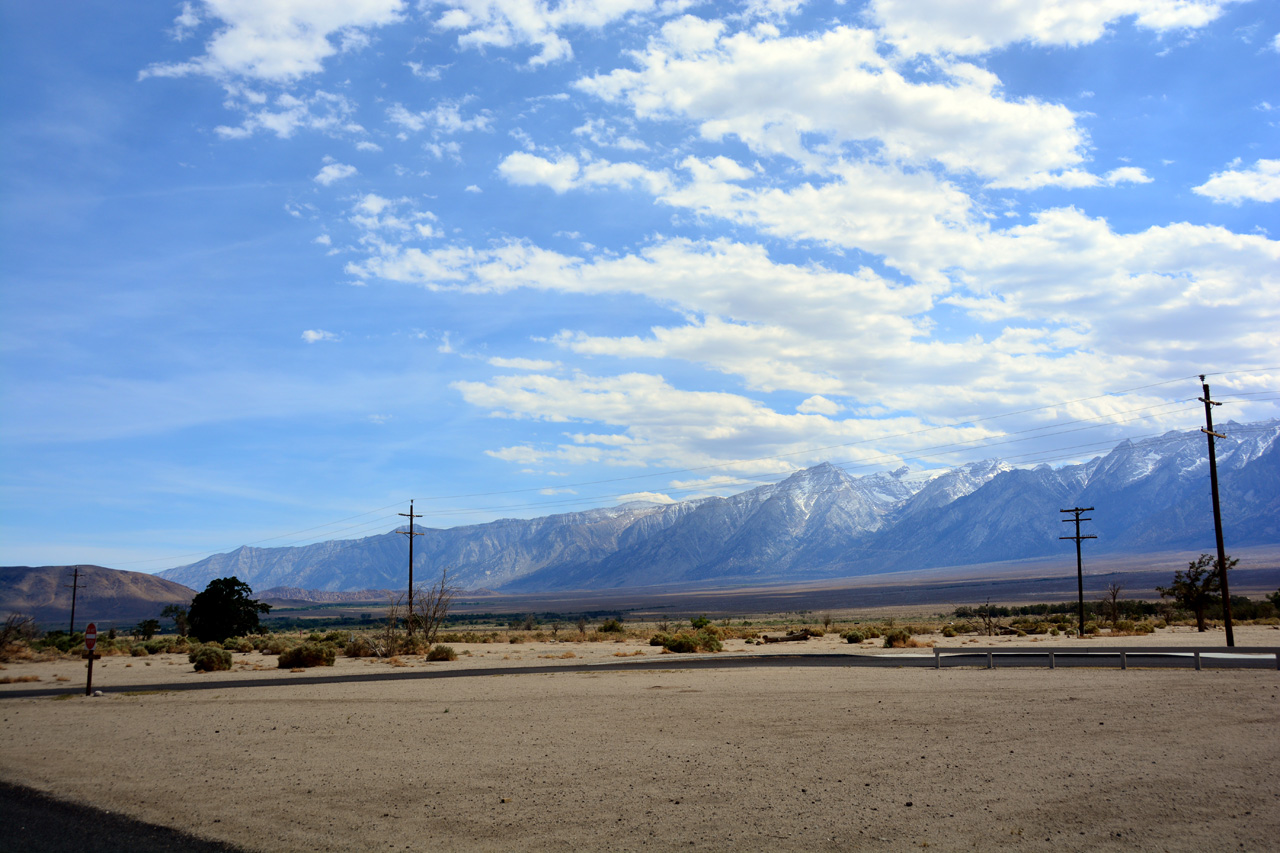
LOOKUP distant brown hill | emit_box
[0,565,196,631]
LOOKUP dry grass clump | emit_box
[276,642,336,669]
[189,646,232,672]
[426,645,458,661]
[0,674,40,684]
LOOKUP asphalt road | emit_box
[3,649,1275,701]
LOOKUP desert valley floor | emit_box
[2,628,1278,852]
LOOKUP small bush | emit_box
[189,646,232,672]
[277,643,336,668]
[226,638,254,653]
[655,629,721,653]
[598,619,625,633]
[689,615,711,630]
[426,645,457,661]
[130,644,150,657]
[882,628,916,649]
[842,630,865,644]
[940,625,957,638]
[344,637,379,658]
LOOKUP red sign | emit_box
[84,622,97,651]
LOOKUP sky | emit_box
[1,0,1278,572]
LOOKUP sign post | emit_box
[84,622,98,696]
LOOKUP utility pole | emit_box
[1060,508,1096,638]
[65,565,81,635]
[398,501,423,637]
[1199,375,1235,648]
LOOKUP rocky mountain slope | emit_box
[155,420,1280,593]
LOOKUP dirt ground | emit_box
[2,628,1278,852]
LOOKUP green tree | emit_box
[161,604,189,637]
[188,577,271,643]
[1268,588,1280,611]
[132,618,161,640]
[1156,554,1236,632]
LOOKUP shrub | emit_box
[130,644,150,657]
[940,625,957,638]
[344,637,378,658]
[260,636,293,655]
[426,645,457,661]
[655,629,721,653]
[227,638,254,653]
[689,615,711,630]
[883,628,913,649]
[189,646,232,672]
[842,630,865,644]
[143,638,168,655]
[598,619,625,633]
[277,643,336,668]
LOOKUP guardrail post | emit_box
[1120,651,1127,671]
[934,648,941,670]
[1049,651,1055,670]
[987,650,993,670]
[1194,651,1201,671]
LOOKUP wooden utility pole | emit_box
[398,501,423,637]
[66,565,81,635]
[1060,507,1096,638]
[1198,375,1235,647]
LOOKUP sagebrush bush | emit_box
[426,645,457,661]
[940,625,957,638]
[227,638,254,653]
[277,642,336,668]
[842,630,865,644]
[654,629,721,653]
[189,646,232,672]
[882,628,913,648]
[130,644,150,657]
[598,619,625,633]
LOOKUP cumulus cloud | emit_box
[140,0,405,82]
[302,329,338,343]
[428,0,687,66]
[489,356,562,370]
[214,89,361,139]
[497,152,671,194]
[314,161,357,184]
[387,101,492,136]
[577,20,1093,186]
[1193,158,1280,204]
[870,0,1241,56]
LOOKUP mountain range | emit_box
[156,420,1280,595]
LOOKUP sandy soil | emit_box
[2,628,1278,852]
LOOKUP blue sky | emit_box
[2,0,1277,571]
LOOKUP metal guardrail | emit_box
[932,645,1280,671]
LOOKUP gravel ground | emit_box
[2,650,1278,852]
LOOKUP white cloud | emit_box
[314,161,357,184]
[617,491,675,504]
[797,395,840,416]
[454,370,1001,475]
[171,2,202,41]
[577,20,1092,186]
[1193,158,1280,204]
[429,0,686,66]
[140,0,405,82]
[1104,166,1153,185]
[302,329,338,343]
[498,151,671,194]
[489,356,561,370]
[871,0,1241,57]
[355,140,383,152]
[314,233,332,245]
[387,101,492,136]
[215,90,362,139]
